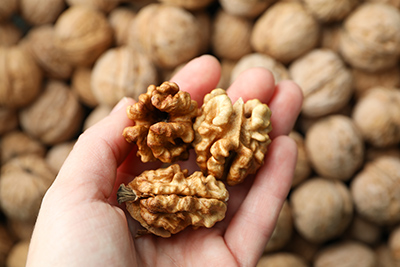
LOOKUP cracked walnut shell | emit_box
[193,89,272,186]
[123,82,198,163]
[117,164,228,238]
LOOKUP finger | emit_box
[49,97,136,202]
[269,80,303,139]
[171,54,221,105]
[224,136,297,267]
[226,67,276,104]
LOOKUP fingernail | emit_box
[111,97,129,114]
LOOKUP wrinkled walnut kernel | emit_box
[123,81,198,163]
[117,164,228,238]
[193,89,272,186]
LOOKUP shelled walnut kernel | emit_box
[117,164,228,238]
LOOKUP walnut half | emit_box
[193,89,272,186]
[117,164,229,238]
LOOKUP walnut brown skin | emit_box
[117,164,228,238]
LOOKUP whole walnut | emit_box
[211,9,253,61]
[66,0,120,13]
[257,253,309,267]
[25,25,73,80]
[320,24,342,53]
[352,87,400,147]
[108,7,136,47]
[117,164,229,237]
[158,0,215,10]
[19,80,84,145]
[289,49,354,118]
[389,225,400,266]
[345,215,382,245]
[265,201,293,253]
[91,46,157,107]
[0,130,46,164]
[133,3,202,69]
[290,178,353,244]
[0,155,56,222]
[83,105,112,131]
[351,156,400,225]
[6,240,30,267]
[0,107,18,136]
[251,2,320,64]
[0,224,15,267]
[71,67,98,108]
[0,21,21,46]
[0,0,18,21]
[339,3,400,72]
[305,115,364,181]
[219,0,274,18]
[314,241,377,267]
[0,46,43,109]
[302,0,359,22]
[45,141,75,173]
[20,0,65,25]
[289,131,311,187]
[231,53,290,85]
[54,5,113,67]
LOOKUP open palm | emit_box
[27,55,302,267]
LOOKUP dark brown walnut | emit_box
[193,89,272,186]
[123,81,198,163]
[117,164,229,238]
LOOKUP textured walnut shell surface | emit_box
[219,0,273,18]
[158,0,215,10]
[66,0,120,13]
[345,215,382,245]
[71,67,98,108]
[19,80,84,145]
[290,178,353,244]
[350,156,400,225]
[0,46,43,109]
[257,253,309,267]
[20,0,65,25]
[118,164,228,238]
[303,0,359,22]
[368,0,400,8]
[123,81,198,163]
[194,89,272,186]
[0,21,21,46]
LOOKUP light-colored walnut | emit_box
[352,87,400,147]
[54,5,113,67]
[251,2,320,64]
[290,178,353,244]
[314,241,377,267]
[257,253,309,267]
[91,46,157,107]
[231,53,289,85]
[158,0,215,10]
[25,25,73,80]
[340,3,400,72]
[351,156,400,225]
[265,201,293,253]
[0,155,56,222]
[133,3,202,69]
[45,141,75,173]
[20,0,65,25]
[305,115,364,181]
[0,46,43,109]
[83,105,112,131]
[0,21,21,46]
[211,9,252,60]
[0,107,18,136]
[289,131,311,187]
[0,131,46,165]
[289,49,353,118]
[352,67,400,99]
[303,0,359,22]
[375,244,397,267]
[117,164,228,238]
[389,226,400,266]
[345,215,382,245]
[0,0,18,21]
[320,24,342,54]
[6,240,30,267]
[108,7,136,46]
[193,89,272,186]
[0,224,15,267]
[123,81,198,163]
[217,59,236,89]
[19,80,84,145]
[219,0,274,18]
[71,67,98,108]
[66,0,120,13]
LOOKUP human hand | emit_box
[26,55,302,267]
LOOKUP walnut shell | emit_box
[54,5,113,67]
[305,115,364,181]
[108,7,136,46]
[368,0,400,8]
[6,240,30,267]
[290,178,353,244]
[0,46,43,109]
[0,0,18,21]
[231,53,290,85]
[219,0,274,18]
[91,46,157,107]
[83,105,112,131]
[20,0,65,25]
[389,226,400,265]
[314,241,377,267]
[352,87,400,147]
[257,253,309,267]
[284,232,320,263]
[320,24,342,53]
[303,0,359,22]
[117,164,228,237]
[251,2,320,64]
[0,155,56,222]
[0,107,18,136]
[158,0,215,10]
[345,215,382,245]
[66,0,120,13]
[133,3,202,69]
[45,141,75,173]
[216,59,236,89]
[339,3,400,72]
[289,131,311,188]
[0,21,21,46]
[375,244,397,267]
[71,67,98,108]
[211,9,252,61]
[265,201,293,253]
[19,80,84,145]
[289,49,353,118]
[351,156,400,225]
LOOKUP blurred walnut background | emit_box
[1,0,400,266]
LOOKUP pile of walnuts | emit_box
[1,0,400,266]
